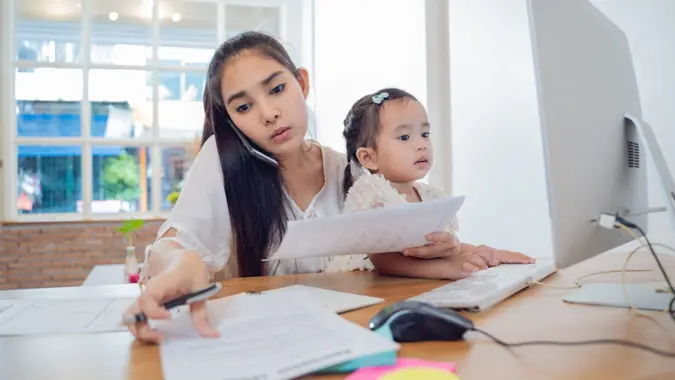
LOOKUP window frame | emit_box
[2,0,311,223]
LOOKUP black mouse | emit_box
[369,300,475,342]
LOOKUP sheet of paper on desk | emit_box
[266,195,465,261]
[0,298,135,336]
[157,291,400,380]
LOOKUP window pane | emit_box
[226,5,281,38]
[314,0,427,153]
[159,0,217,68]
[15,0,82,63]
[89,69,152,139]
[16,68,83,137]
[158,71,205,139]
[90,0,152,65]
[161,145,198,211]
[17,145,82,214]
[92,146,150,213]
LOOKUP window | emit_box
[3,0,311,222]
[312,0,428,180]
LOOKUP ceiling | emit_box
[17,0,281,31]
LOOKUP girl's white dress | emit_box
[322,173,459,273]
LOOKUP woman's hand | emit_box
[123,251,220,344]
[470,245,536,266]
[402,231,462,259]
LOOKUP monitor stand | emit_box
[565,114,674,312]
[563,282,671,311]
[624,113,675,230]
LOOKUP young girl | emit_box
[125,34,470,343]
[323,88,535,276]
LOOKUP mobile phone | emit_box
[228,119,279,167]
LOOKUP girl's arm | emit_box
[458,243,536,265]
[368,251,486,280]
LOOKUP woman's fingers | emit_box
[124,301,164,343]
[138,295,172,320]
[190,301,220,338]
[134,323,165,343]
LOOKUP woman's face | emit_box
[219,50,310,157]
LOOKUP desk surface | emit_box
[1,252,674,380]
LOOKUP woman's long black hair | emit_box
[201,31,298,277]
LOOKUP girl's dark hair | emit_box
[341,88,418,195]
[201,31,300,277]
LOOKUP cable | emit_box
[527,243,675,290]
[614,216,675,321]
[471,327,675,358]
[528,267,656,290]
[614,226,671,317]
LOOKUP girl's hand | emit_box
[123,252,220,344]
[402,231,462,259]
[471,245,536,266]
[440,252,487,280]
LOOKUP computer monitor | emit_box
[527,0,675,271]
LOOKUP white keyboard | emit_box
[408,258,557,311]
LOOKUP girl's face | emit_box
[357,98,433,184]
[220,50,310,157]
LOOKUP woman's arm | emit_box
[128,136,231,343]
[141,228,208,280]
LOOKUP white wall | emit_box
[449,0,675,258]
[313,0,427,154]
[448,0,552,257]
[590,0,675,248]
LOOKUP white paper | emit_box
[0,298,135,336]
[257,285,384,313]
[266,195,465,261]
[158,292,399,380]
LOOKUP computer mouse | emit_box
[369,300,474,342]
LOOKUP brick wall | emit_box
[0,220,162,290]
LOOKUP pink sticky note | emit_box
[346,358,456,380]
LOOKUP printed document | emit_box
[266,195,465,261]
[157,291,399,380]
[0,298,135,336]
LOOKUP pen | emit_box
[121,283,223,325]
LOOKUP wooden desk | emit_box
[1,252,674,380]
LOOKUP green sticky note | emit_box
[314,327,398,374]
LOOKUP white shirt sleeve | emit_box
[145,136,231,274]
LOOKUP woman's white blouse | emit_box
[142,135,347,280]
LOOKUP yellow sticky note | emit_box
[380,368,460,380]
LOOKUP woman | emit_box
[125,31,472,343]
